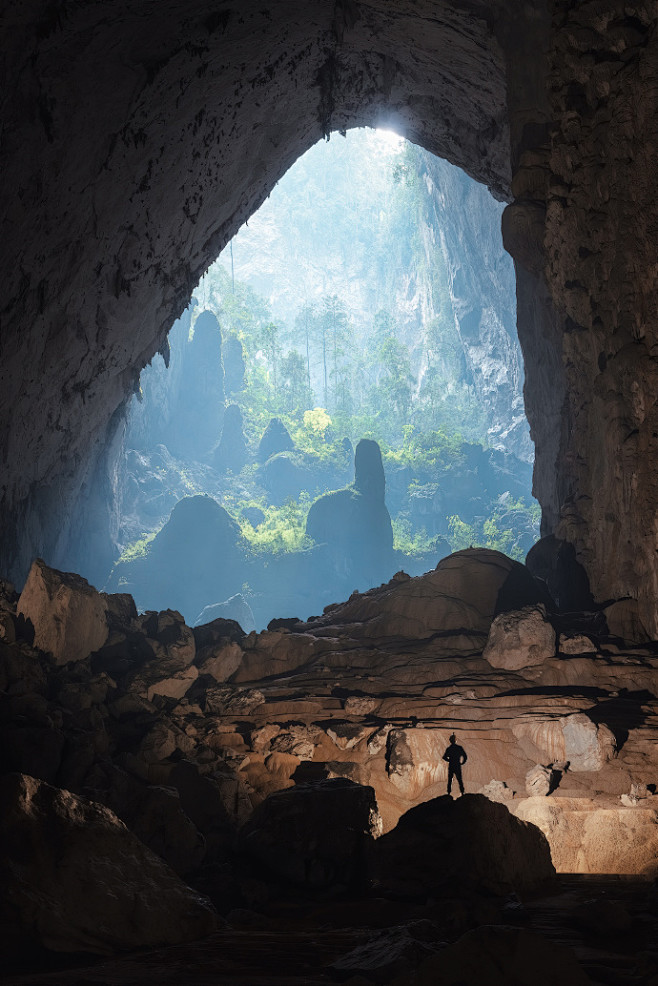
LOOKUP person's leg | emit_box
[447,766,454,795]
[456,765,464,795]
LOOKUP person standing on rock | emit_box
[443,734,467,796]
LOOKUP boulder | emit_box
[239,778,380,889]
[0,774,217,954]
[257,416,295,462]
[512,713,617,772]
[372,795,555,897]
[400,925,591,986]
[604,598,651,644]
[561,713,617,771]
[386,728,449,799]
[304,549,549,642]
[483,604,556,670]
[514,797,658,876]
[197,640,244,683]
[525,764,553,797]
[479,779,514,804]
[17,559,109,665]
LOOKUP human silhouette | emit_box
[443,733,467,796]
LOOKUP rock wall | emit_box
[503,1,658,634]
[3,0,658,631]
[0,0,509,586]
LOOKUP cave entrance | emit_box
[106,129,538,630]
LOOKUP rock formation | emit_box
[213,403,248,474]
[306,438,394,590]
[2,550,658,979]
[2,0,658,638]
[107,494,245,621]
[257,417,295,463]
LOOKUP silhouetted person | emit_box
[443,733,467,796]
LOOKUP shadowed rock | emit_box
[0,773,217,955]
[372,794,556,897]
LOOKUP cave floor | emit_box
[1,877,653,986]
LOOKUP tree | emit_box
[280,349,312,414]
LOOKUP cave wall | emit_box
[3,1,658,631]
[0,0,510,583]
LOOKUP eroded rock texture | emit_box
[0,0,509,585]
[504,2,658,633]
[2,1,658,635]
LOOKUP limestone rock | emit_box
[344,694,379,715]
[483,604,556,670]
[197,641,244,683]
[17,559,109,665]
[386,728,449,800]
[514,797,658,876]
[232,630,316,683]
[604,599,651,644]
[559,633,596,655]
[513,713,617,772]
[239,778,379,889]
[479,779,513,803]
[0,773,216,954]
[562,713,617,771]
[257,417,295,463]
[373,795,555,897]
[213,403,247,474]
[327,722,374,750]
[305,548,549,642]
[525,764,553,797]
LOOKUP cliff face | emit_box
[415,152,531,461]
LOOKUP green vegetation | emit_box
[237,495,314,555]
[126,130,537,572]
[117,531,159,563]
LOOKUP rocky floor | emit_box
[1,877,656,985]
[2,547,658,983]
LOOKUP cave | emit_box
[3,2,658,983]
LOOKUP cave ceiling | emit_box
[2,1,658,633]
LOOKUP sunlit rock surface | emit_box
[3,550,658,887]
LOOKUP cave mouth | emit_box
[101,128,538,631]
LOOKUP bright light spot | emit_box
[374,127,405,154]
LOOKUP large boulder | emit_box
[239,778,380,889]
[257,416,295,462]
[514,796,658,876]
[107,494,246,622]
[483,604,556,670]
[0,774,216,954]
[386,727,450,800]
[372,795,556,897]
[305,549,549,642]
[513,713,617,772]
[17,559,109,664]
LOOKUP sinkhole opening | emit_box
[106,128,538,630]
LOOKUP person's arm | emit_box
[442,749,449,762]
[461,749,468,764]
